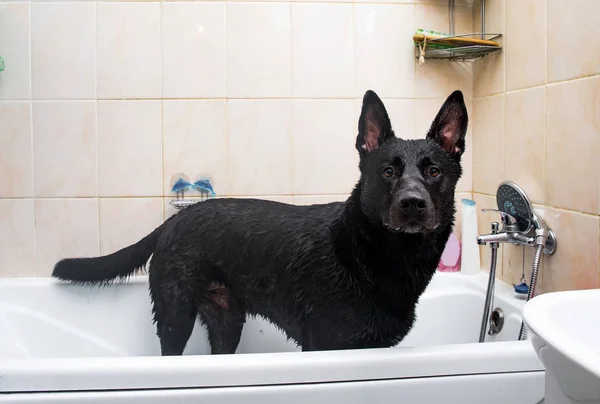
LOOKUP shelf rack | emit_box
[414,0,503,62]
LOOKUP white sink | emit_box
[523,289,600,404]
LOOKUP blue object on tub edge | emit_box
[514,282,529,294]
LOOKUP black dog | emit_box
[53,89,468,355]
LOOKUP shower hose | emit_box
[518,244,544,340]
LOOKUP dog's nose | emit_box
[399,197,428,215]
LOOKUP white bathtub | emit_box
[0,270,545,403]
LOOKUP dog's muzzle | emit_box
[386,190,437,233]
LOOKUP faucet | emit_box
[475,181,558,343]
[477,209,556,255]
[476,209,535,247]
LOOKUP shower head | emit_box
[496,181,533,233]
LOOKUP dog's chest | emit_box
[354,259,438,344]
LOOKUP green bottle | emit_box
[0,55,5,72]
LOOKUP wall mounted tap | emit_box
[476,209,535,248]
[476,181,558,343]
[476,208,556,255]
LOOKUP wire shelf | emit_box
[414,33,502,62]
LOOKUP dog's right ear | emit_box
[356,90,394,156]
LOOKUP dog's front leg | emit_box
[301,328,346,352]
[300,328,314,352]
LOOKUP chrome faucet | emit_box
[476,181,558,343]
[476,209,556,254]
[476,209,535,248]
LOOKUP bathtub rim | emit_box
[0,341,542,393]
[0,271,542,393]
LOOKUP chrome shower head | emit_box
[496,181,533,233]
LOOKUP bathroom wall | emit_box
[472,0,600,293]
[0,0,474,277]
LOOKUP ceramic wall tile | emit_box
[0,3,31,100]
[0,102,32,198]
[292,100,358,195]
[99,198,163,256]
[505,0,545,91]
[472,95,504,195]
[97,101,162,197]
[228,100,293,196]
[291,3,353,98]
[97,2,161,99]
[0,200,35,277]
[31,2,95,99]
[415,3,473,34]
[35,198,100,277]
[546,77,600,214]
[504,87,545,204]
[542,208,599,292]
[227,3,290,98]
[547,0,600,83]
[162,2,226,98]
[33,101,97,197]
[354,4,415,99]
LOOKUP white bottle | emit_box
[460,199,481,275]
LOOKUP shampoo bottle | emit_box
[460,199,481,275]
[437,232,461,272]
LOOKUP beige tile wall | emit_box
[0,1,474,277]
[472,0,600,293]
[3,0,598,294]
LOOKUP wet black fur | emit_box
[53,90,468,355]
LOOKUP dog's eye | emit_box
[428,167,441,178]
[383,167,394,178]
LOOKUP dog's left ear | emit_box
[356,90,394,156]
[426,90,468,158]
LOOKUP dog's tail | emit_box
[52,225,164,285]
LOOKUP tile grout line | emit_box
[224,2,231,197]
[95,1,103,256]
[499,0,507,278]
[28,1,37,276]
[0,94,509,102]
[350,0,355,100]
[289,0,296,199]
[544,0,547,86]
[502,0,506,95]
[542,85,547,223]
[473,72,600,100]
[542,1,548,292]
[93,1,101,256]
[1,194,354,200]
[14,0,460,3]
[159,1,166,220]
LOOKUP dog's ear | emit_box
[356,90,394,155]
[426,90,468,157]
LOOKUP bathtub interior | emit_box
[0,271,525,359]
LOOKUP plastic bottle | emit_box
[460,198,481,275]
